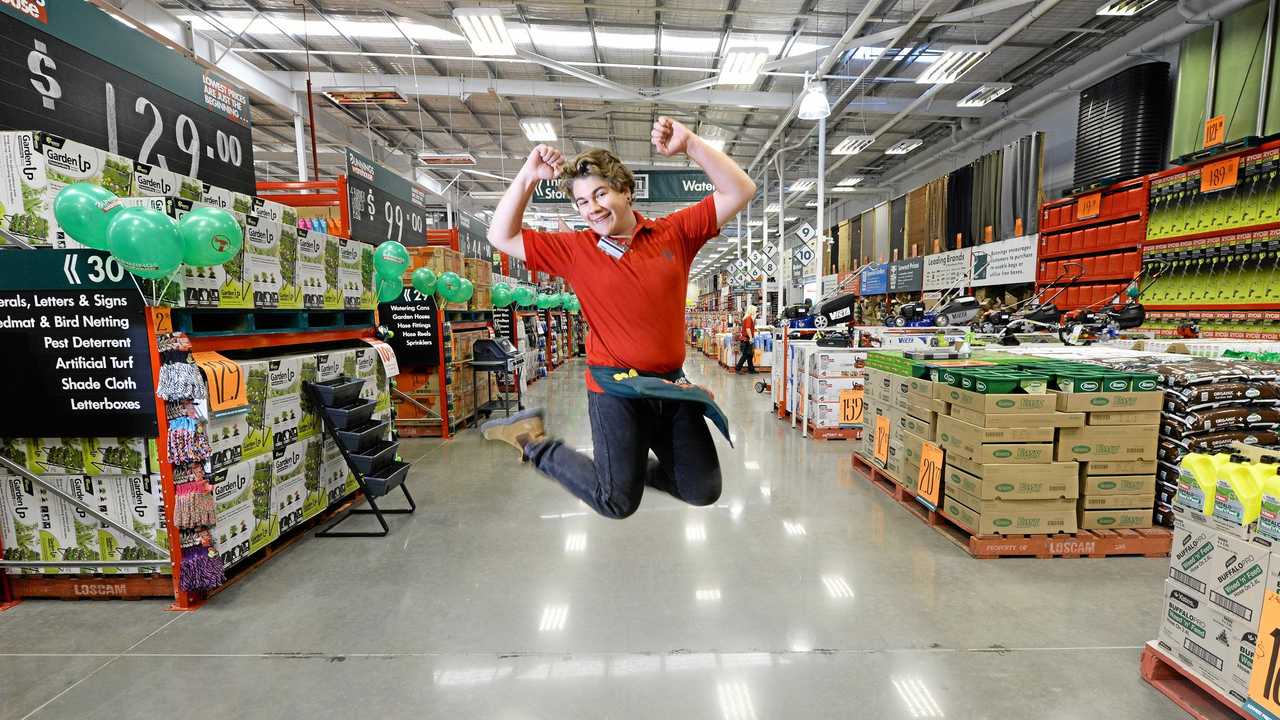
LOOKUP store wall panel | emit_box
[906,187,928,257]
[1213,1,1271,143]
[946,165,973,248]
[838,220,853,272]
[889,195,907,259]
[850,213,864,265]
[970,150,1003,245]
[873,203,891,263]
[1171,26,1216,159]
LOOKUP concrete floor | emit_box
[2,354,1182,719]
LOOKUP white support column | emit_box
[816,114,826,294]
[293,114,309,182]
[762,171,770,325]
[776,150,787,311]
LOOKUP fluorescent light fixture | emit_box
[831,135,875,156]
[453,8,516,56]
[748,220,763,227]
[788,178,816,193]
[837,176,863,187]
[469,191,508,199]
[718,48,770,85]
[885,139,924,155]
[702,137,727,153]
[916,46,987,84]
[805,200,818,208]
[322,87,408,107]
[520,119,557,142]
[766,203,781,213]
[538,604,569,631]
[797,77,830,120]
[419,151,477,166]
[957,82,1013,108]
[744,460,761,470]
[1096,0,1161,15]
[821,574,854,599]
[785,215,799,222]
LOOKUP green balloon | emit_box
[437,271,463,301]
[178,207,243,266]
[373,241,410,277]
[566,295,581,313]
[106,207,181,280]
[411,267,437,296]
[491,283,513,307]
[53,183,121,250]
[457,278,475,303]
[536,293,554,310]
[376,274,403,303]
[515,286,536,307]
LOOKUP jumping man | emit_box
[480,117,756,519]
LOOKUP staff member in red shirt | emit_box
[734,305,758,374]
[480,117,756,519]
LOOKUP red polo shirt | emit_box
[522,194,719,392]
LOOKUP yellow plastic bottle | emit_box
[1213,455,1262,530]
[1178,452,1225,516]
[1253,457,1280,542]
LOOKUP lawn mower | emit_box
[809,268,867,329]
[886,284,981,327]
[1057,261,1170,346]
[977,261,1084,336]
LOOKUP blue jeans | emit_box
[525,392,723,519]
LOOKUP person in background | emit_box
[479,116,756,519]
[735,305,757,374]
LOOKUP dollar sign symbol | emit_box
[27,40,60,111]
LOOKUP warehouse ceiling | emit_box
[138,0,1179,275]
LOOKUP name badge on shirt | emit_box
[597,234,631,260]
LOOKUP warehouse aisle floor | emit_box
[2,354,1179,719]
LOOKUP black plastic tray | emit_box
[336,420,389,453]
[348,440,398,474]
[311,377,365,407]
[325,398,376,430]
[363,460,409,498]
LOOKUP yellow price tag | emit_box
[874,415,891,465]
[1249,591,1280,714]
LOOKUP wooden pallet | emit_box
[1140,642,1250,720]
[806,423,862,441]
[850,453,1173,559]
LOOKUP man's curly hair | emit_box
[558,148,635,200]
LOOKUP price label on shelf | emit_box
[150,306,173,337]
[1204,115,1226,149]
[363,338,400,378]
[916,442,944,510]
[192,352,248,415]
[838,386,864,425]
[1201,156,1240,193]
[873,415,891,465]
[1075,192,1101,220]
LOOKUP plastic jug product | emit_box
[1177,452,1225,515]
[1213,454,1262,529]
[1254,456,1280,541]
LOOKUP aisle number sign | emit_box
[1204,115,1226,148]
[192,352,247,415]
[1248,591,1280,719]
[1076,193,1101,220]
[839,387,864,425]
[796,222,817,247]
[916,442,944,511]
[1202,156,1240,193]
[873,416,891,465]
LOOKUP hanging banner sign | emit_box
[378,287,440,367]
[970,234,1038,287]
[532,170,712,204]
[888,258,924,293]
[859,263,889,295]
[922,248,972,291]
[0,2,255,194]
[346,147,430,247]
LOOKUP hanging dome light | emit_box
[797,74,830,120]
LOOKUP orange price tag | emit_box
[839,386,864,425]
[191,352,248,414]
[1201,156,1240,193]
[873,415,891,465]
[916,442,944,509]
[1204,115,1226,148]
[151,306,172,336]
[1248,591,1280,713]
[1075,193,1101,220]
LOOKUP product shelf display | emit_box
[718,329,774,373]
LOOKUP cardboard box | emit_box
[211,459,255,568]
[299,439,327,521]
[808,350,865,377]
[900,412,936,442]
[907,393,948,417]
[947,405,1085,428]
[1081,474,1157,496]
[906,376,936,399]
[251,196,297,226]
[941,386,1056,414]
[132,162,202,201]
[1157,579,1254,707]
[1054,389,1164,413]
[244,215,284,309]
[338,238,376,310]
[944,456,1079,500]
[1056,425,1159,462]
[83,437,148,476]
[940,435,1054,464]
[806,376,862,404]
[1078,493,1155,510]
[1170,509,1272,624]
[271,470,306,537]
[941,492,1079,535]
[201,183,254,215]
[207,408,252,471]
[1079,508,1154,528]
[937,414,1055,446]
[296,229,337,311]
[1087,410,1164,426]
[900,429,926,468]
[1086,459,1160,476]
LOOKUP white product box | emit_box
[0,131,133,247]
[27,438,88,475]
[296,354,321,440]
[211,459,255,568]
[244,215,284,309]
[201,183,254,215]
[809,401,850,428]
[807,350,866,377]
[99,475,166,576]
[207,408,251,471]
[251,196,297,226]
[267,394,303,453]
[267,356,304,399]
[353,346,390,414]
[0,475,40,573]
[322,456,355,506]
[807,376,863,404]
[315,349,355,383]
[1157,579,1253,708]
[1171,509,1273,625]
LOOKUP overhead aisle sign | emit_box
[888,258,924,293]
[346,148,431,246]
[533,170,712,204]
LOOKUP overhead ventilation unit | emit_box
[916,46,988,85]
[956,83,1013,108]
[1096,0,1162,16]
[884,139,924,155]
[418,151,479,166]
[322,87,408,107]
[1071,62,1170,193]
[831,135,875,156]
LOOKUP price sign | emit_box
[1201,156,1241,193]
[363,338,400,378]
[1204,115,1226,148]
[793,245,816,268]
[1248,591,1280,718]
[839,386,864,425]
[1076,192,1102,220]
[873,415,891,465]
[150,306,173,336]
[347,147,430,246]
[0,3,255,193]
[192,352,247,415]
[916,442,944,510]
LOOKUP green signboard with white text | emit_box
[533,170,714,204]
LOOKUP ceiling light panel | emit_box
[788,178,816,193]
[916,46,988,85]
[718,48,770,86]
[885,139,924,155]
[837,177,863,187]
[454,8,516,57]
[1096,0,1162,16]
[832,135,876,156]
[766,203,781,213]
[520,119,557,142]
[957,82,1013,108]
[702,137,727,153]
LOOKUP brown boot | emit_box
[480,408,547,460]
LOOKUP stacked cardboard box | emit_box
[1055,390,1163,530]
[804,348,866,430]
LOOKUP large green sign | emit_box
[533,170,714,204]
